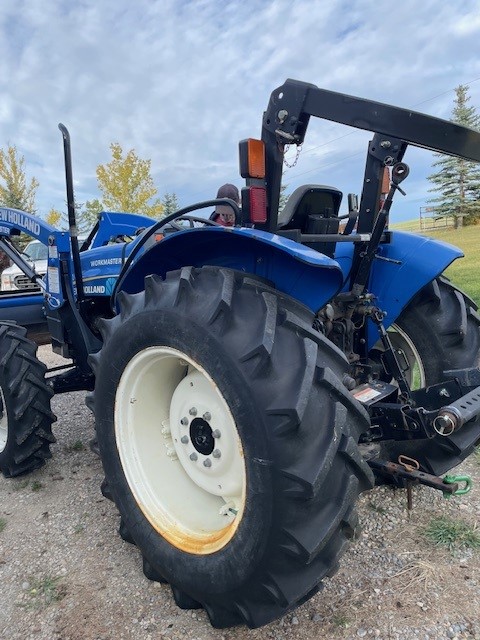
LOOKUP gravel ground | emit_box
[0,345,479,640]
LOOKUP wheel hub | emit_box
[115,346,246,554]
[170,371,243,498]
[190,418,214,455]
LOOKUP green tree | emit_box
[0,144,40,250]
[428,85,480,227]
[279,182,289,213]
[83,199,103,227]
[162,192,179,216]
[0,144,39,213]
[48,201,94,234]
[95,143,164,218]
[73,201,94,235]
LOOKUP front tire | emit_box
[90,267,374,628]
[379,276,480,475]
[0,322,56,477]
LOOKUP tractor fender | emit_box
[116,226,343,313]
[337,230,462,349]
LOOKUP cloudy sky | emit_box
[1,0,479,224]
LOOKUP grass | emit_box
[21,575,66,609]
[68,440,85,452]
[332,613,350,628]
[389,559,438,594]
[73,512,90,534]
[389,218,424,232]
[474,446,480,463]
[0,517,6,533]
[430,226,480,306]
[12,479,30,491]
[11,479,46,493]
[11,479,43,492]
[424,516,480,551]
[367,501,387,515]
[390,220,480,306]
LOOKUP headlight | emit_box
[1,274,15,290]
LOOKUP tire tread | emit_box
[92,267,374,628]
[0,324,56,478]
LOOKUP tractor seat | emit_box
[277,185,343,258]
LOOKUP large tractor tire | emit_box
[0,322,56,477]
[90,266,374,629]
[377,276,480,475]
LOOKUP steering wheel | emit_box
[169,215,222,230]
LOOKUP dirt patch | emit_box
[0,345,479,640]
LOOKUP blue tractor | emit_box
[1,80,480,628]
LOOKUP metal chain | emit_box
[283,143,302,168]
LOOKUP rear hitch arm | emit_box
[365,382,480,442]
[367,458,462,495]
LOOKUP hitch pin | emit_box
[433,412,456,436]
[398,455,419,513]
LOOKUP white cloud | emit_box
[0,0,479,222]
[452,11,480,36]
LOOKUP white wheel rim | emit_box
[115,346,246,554]
[0,386,8,453]
[373,324,426,390]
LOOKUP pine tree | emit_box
[162,192,179,216]
[83,199,103,227]
[279,182,289,212]
[49,201,94,234]
[428,85,480,227]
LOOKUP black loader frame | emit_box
[244,79,480,491]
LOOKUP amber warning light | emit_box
[239,138,267,223]
[239,139,266,179]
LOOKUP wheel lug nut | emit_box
[180,417,189,426]
[212,449,221,459]
[181,436,189,444]
[203,458,212,468]
[212,429,221,439]
[203,412,211,421]
[189,452,198,461]
[189,407,197,416]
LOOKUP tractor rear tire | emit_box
[380,276,480,475]
[90,266,374,629]
[0,322,56,477]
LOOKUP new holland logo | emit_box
[0,209,41,236]
[105,278,116,294]
[84,284,106,294]
[84,278,117,295]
